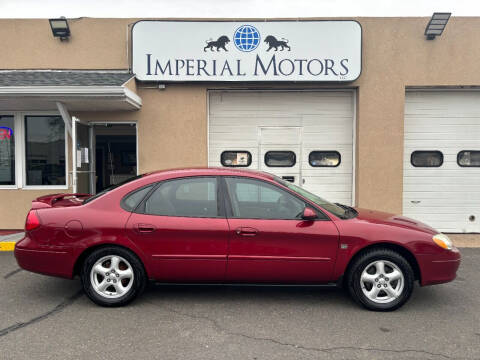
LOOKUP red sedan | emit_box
[15,168,460,311]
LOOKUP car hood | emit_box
[353,207,438,235]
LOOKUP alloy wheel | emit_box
[90,255,134,299]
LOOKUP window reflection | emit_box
[25,116,66,185]
[0,116,15,185]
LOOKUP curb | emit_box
[0,233,24,252]
[0,242,15,252]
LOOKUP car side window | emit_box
[225,177,305,220]
[121,185,154,212]
[144,177,218,217]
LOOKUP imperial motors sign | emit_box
[132,21,362,82]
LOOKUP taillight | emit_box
[25,210,41,231]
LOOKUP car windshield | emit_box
[274,177,354,219]
[83,174,143,204]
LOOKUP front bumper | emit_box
[417,247,461,286]
[14,235,74,278]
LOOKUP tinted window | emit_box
[457,151,480,167]
[309,151,341,167]
[25,116,65,185]
[0,115,15,185]
[221,151,252,167]
[411,151,443,167]
[265,151,296,167]
[121,185,153,212]
[225,177,305,219]
[145,177,218,217]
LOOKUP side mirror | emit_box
[302,207,317,220]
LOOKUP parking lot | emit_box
[0,249,479,360]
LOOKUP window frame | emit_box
[308,150,341,168]
[220,150,252,167]
[410,150,444,168]
[457,150,480,168]
[220,176,329,221]
[0,111,69,190]
[0,113,18,189]
[264,150,297,168]
[136,176,225,219]
[23,113,69,189]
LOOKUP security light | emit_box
[425,13,451,40]
[49,17,70,40]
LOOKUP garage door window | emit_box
[309,151,341,167]
[457,151,480,167]
[221,151,252,167]
[411,151,443,167]
[265,151,296,167]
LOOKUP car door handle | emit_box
[235,227,258,237]
[411,200,421,204]
[136,223,156,233]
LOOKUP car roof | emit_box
[142,167,276,181]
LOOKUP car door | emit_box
[223,176,339,283]
[126,176,229,282]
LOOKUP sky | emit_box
[0,0,479,18]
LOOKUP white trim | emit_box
[20,111,70,191]
[0,112,18,189]
[0,86,142,110]
[0,70,131,73]
[56,102,72,137]
[351,89,357,207]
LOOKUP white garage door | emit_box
[208,91,355,205]
[404,91,480,233]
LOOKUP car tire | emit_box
[346,248,414,311]
[81,246,147,307]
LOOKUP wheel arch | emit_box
[342,242,422,286]
[73,243,149,279]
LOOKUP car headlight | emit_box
[433,233,453,250]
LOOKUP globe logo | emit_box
[233,25,261,52]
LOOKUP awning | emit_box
[0,70,142,111]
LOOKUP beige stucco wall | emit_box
[1,17,480,229]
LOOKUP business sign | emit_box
[132,21,361,82]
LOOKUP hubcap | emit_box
[360,260,404,304]
[90,255,134,299]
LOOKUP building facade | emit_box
[0,17,479,236]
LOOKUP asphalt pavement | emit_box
[1,249,479,360]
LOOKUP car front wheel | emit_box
[347,249,414,311]
[81,247,147,307]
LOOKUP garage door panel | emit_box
[209,91,354,205]
[403,91,480,233]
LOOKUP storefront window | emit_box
[25,116,66,186]
[0,116,15,186]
